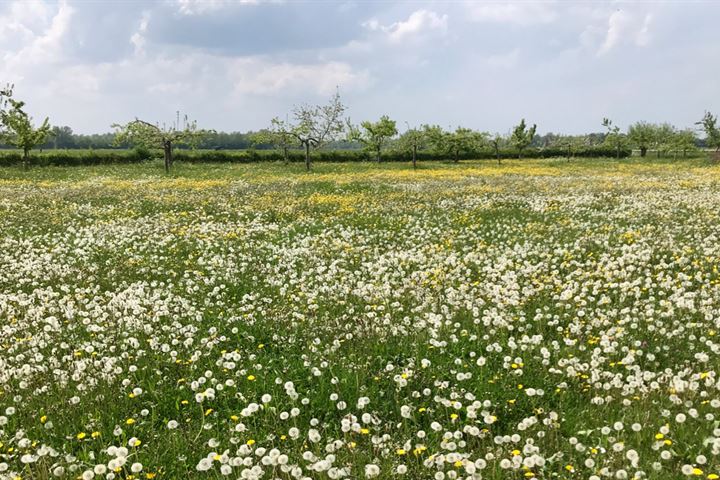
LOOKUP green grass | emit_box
[0,159,719,479]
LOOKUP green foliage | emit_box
[347,115,398,162]
[697,111,720,153]
[511,119,537,158]
[627,121,657,157]
[251,119,296,162]
[602,118,628,159]
[551,135,589,160]
[0,93,52,167]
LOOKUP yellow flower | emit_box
[40,415,47,423]
[246,439,255,446]
[145,474,157,479]
[454,460,463,468]
[525,473,536,478]
[213,454,222,461]
[396,449,406,455]
[76,432,86,440]
[565,464,575,472]
[450,413,458,420]
[204,408,213,416]
[247,375,256,381]
[129,393,136,398]
[348,442,356,448]
[707,474,718,479]
[692,469,703,476]
[360,428,370,434]
[91,431,101,438]
[655,433,664,440]
[512,450,521,456]
[230,415,239,422]
[126,418,136,425]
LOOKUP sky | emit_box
[1,0,718,135]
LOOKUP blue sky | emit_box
[1,0,718,134]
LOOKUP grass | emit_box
[0,158,719,480]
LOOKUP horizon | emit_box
[1,0,719,135]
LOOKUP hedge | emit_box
[0,146,632,167]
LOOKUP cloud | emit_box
[466,2,556,25]
[174,0,267,16]
[229,59,372,96]
[598,9,654,55]
[363,9,448,43]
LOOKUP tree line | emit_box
[2,85,719,171]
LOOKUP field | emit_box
[1,159,720,480]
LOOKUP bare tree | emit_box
[113,113,212,173]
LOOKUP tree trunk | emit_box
[163,141,172,173]
[376,148,381,163]
[640,147,647,157]
[454,149,459,163]
[412,145,417,170]
[283,147,289,165]
[23,149,29,170]
[495,146,500,165]
[304,142,311,171]
[518,148,523,160]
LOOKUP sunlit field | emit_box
[1,159,720,480]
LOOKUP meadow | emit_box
[0,158,719,480]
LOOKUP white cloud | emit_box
[598,9,654,55]
[466,2,556,25]
[636,13,653,47]
[130,11,151,56]
[174,0,270,15]
[363,9,448,43]
[229,60,371,95]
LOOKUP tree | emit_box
[628,121,656,157]
[554,135,587,162]
[423,124,446,154]
[669,129,698,159]
[511,119,537,159]
[0,93,52,169]
[697,112,720,158]
[51,125,76,149]
[602,118,627,159]
[275,90,347,171]
[252,118,295,164]
[396,124,426,169]
[444,127,486,163]
[652,123,675,158]
[347,115,398,163]
[113,113,211,173]
[422,125,485,163]
[489,134,506,165]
